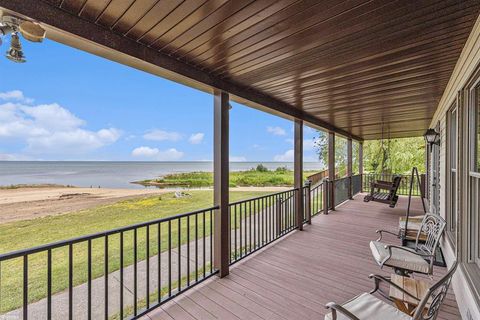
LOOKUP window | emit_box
[469,85,480,268]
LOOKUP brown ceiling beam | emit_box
[0,0,362,141]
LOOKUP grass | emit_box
[135,169,318,188]
[0,190,271,313]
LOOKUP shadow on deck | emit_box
[145,194,460,320]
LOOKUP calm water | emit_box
[0,161,324,189]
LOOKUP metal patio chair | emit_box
[370,213,446,276]
[324,261,458,320]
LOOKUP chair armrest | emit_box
[385,244,434,259]
[375,229,399,241]
[325,302,360,320]
[368,274,421,302]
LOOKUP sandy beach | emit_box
[0,187,171,224]
[0,186,289,224]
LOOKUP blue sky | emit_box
[0,38,322,162]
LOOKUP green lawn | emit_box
[136,169,318,188]
[0,190,271,313]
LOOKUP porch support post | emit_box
[294,119,304,230]
[359,142,364,192]
[347,138,353,199]
[328,132,335,210]
[213,90,229,278]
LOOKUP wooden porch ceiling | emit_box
[2,0,479,140]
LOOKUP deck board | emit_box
[145,195,461,320]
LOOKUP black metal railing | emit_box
[229,188,299,265]
[310,181,324,216]
[362,173,424,196]
[2,178,383,319]
[0,206,217,319]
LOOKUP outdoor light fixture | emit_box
[424,128,440,149]
[0,13,46,63]
[6,32,25,63]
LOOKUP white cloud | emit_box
[189,132,204,144]
[132,146,160,157]
[143,129,182,141]
[131,147,184,160]
[0,90,33,103]
[230,155,247,162]
[267,126,286,136]
[0,100,121,156]
[274,149,294,162]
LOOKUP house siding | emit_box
[430,14,480,320]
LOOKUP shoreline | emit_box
[0,185,289,225]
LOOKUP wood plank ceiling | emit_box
[20,1,480,139]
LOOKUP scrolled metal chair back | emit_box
[415,213,446,256]
[413,261,458,320]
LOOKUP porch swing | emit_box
[363,124,402,208]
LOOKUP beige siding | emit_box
[431,14,480,320]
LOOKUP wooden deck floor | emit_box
[144,195,461,320]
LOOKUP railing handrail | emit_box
[0,205,219,261]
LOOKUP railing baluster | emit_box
[249,200,252,254]
[195,214,198,282]
[168,221,172,297]
[178,218,181,292]
[68,244,73,320]
[187,216,190,286]
[133,228,137,316]
[157,223,161,303]
[146,225,150,309]
[119,232,124,319]
[104,235,108,320]
[87,240,91,320]
[253,199,257,249]
[262,197,265,246]
[23,254,28,320]
[47,249,52,320]
[203,211,206,278]
[240,203,244,257]
[210,209,213,274]
[234,204,237,261]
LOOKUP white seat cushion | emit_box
[324,292,412,320]
[370,241,430,274]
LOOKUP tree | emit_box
[313,131,349,177]
[363,137,425,174]
[314,131,425,175]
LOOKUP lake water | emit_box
[0,161,324,189]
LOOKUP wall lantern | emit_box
[424,128,440,149]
